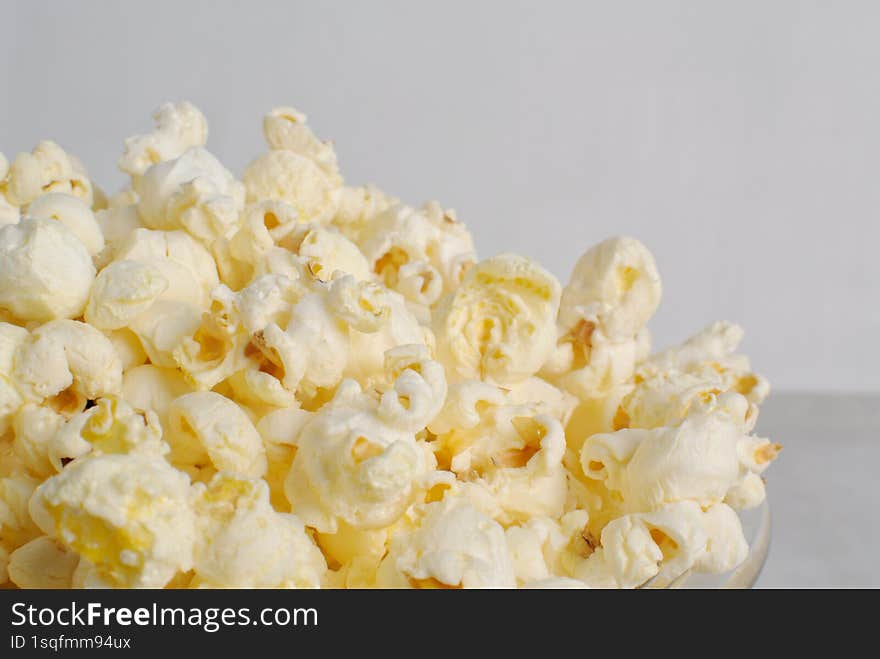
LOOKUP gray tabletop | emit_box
[753,393,879,588]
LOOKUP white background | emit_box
[2,0,878,392]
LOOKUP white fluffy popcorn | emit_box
[27,193,105,257]
[86,260,170,330]
[580,412,748,512]
[48,396,166,469]
[135,148,245,245]
[376,495,515,588]
[121,364,194,425]
[192,473,325,588]
[165,391,267,480]
[4,140,93,208]
[8,535,79,588]
[119,101,209,178]
[357,202,476,297]
[331,184,397,243]
[558,236,661,341]
[262,107,341,184]
[434,253,561,386]
[28,454,196,588]
[243,150,340,224]
[285,380,433,533]
[0,101,778,590]
[13,320,122,416]
[0,218,96,322]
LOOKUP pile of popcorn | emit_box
[0,102,779,589]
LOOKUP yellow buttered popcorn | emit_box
[48,396,166,469]
[0,101,779,589]
[28,453,196,588]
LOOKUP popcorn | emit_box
[460,414,569,525]
[135,148,245,245]
[292,224,372,282]
[103,328,149,371]
[256,406,312,511]
[505,511,590,585]
[506,376,578,427]
[12,404,64,479]
[429,382,559,475]
[620,372,756,432]
[94,204,141,269]
[345,282,432,385]
[285,380,432,533]
[0,194,18,227]
[187,271,429,403]
[0,475,42,557]
[86,260,170,330]
[0,102,778,590]
[357,202,476,298]
[724,471,766,510]
[636,321,769,409]
[581,413,743,512]
[48,396,166,469]
[119,101,209,178]
[214,200,300,288]
[7,536,79,589]
[572,501,706,588]
[121,364,194,425]
[0,323,30,434]
[558,236,661,342]
[165,391,267,480]
[0,218,96,322]
[126,301,203,369]
[571,500,749,588]
[376,496,516,588]
[243,150,340,225]
[694,503,749,574]
[191,473,325,588]
[262,107,341,184]
[29,454,196,588]
[434,254,561,386]
[377,344,447,432]
[520,577,589,589]
[115,228,220,306]
[13,320,123,416]
[27,193,105,257]
[4,141,93,208]
[107,228,220,366]
[331,184,397,243]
